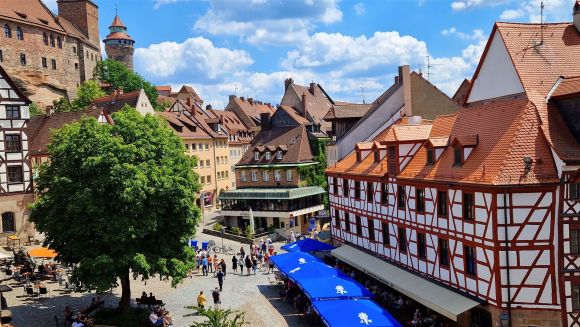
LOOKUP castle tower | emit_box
[104,13,135,70]
[57,0,100,46]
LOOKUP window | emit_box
[382,222,390,245]
[1,212,15,232]
[381,183,388,204]
[0,50,3,62]
[19,53,26,66]
[418,233,427,259]
[274,170,281,182]
[388,145,396,159]
[354,181,361,199]
[199,160,204,168]
[240,171,247,182]
[570,183,580,199]
[252,171,258,182]
[57,36,62,48]
[263,171,269,182]
[74,63,78,70]
[16,27,23,40]
[5,134,21,153]
[356,151,362,162]
[333,177,338,195]
[334,209,340,227]
[571,230,580,254]
[204,144,209,151]
[368,218,375,241]
[416,188,425,213]
[42,57,47,68]
[205,159,210,168]
[374,150,380,163]
[398,227,407,253]
[207,175,211,183]
[286,170,292,181]
[276,150,283,159]
[7,166,23,184]
[265,152,271,160]
[465,245,477,275]
[192,144,197,151]
[43,33,49,45]
[4,24,11,38]
[367,182,373,202]
[355,216,362,235]
[574,285,580,311]
[254,152,260,160]
[6,106,20,119]
[343,179,349,197]
[397,186,406,209]
[439,238,449,266]
[437,190,448,217]
[345,213,351,232]
[50,34,55,47]
[463,193,474,220]
[426,148,434,165]
[51,59,56,70]
[73,46,76,53]
[200,176,205,184]
[454,148,462,167]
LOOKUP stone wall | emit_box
[0,193,35,241]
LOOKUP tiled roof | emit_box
[426,137,449,148]
[375,118,432,143]
[550,76,580,98]
[290,83,334,130]
[237,125,314,166]
[278,105,311,125]
[27,110,101,155]
[0,0,63,32]
[228,96,275,128]
[91,90,141,114]
[110,15,126,28]
[158,111,214,140]
[206,109,253,144]
[57,16,88,42]
[451,134,478,147]
[324,103,373,120]
[104,32,133,41]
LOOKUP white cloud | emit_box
[353,3,366,16]
[134,37,253,82]
[451,0,511,11]
[152,0,191,9]
[499,0,569,23]
[194,0,342,45]
[441,27,486,41]
[499,9,523,20]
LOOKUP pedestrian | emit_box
[217,268,225,291]
[251,254,258,275]
[201,255,208,276]
[257,251,264,269]
[238,254,244,273]
[261,240,267,253]
[268,242,274,256]
[259,239,264,251]
[268,257,275,274]
[220,258,227,276]
[239,246,245,259]
[212,287,221,309]
[266,237,272,244]
[213,254,219,276]
[290,231,296,243]
[197,291,207,310]
[208,255,213,274]
[245,255,252,276]
[264,253,270,272]
[195,253,201,273]
[231,255,238,275]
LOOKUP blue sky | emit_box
[42,0,573,108]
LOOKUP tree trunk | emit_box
[119,270,131,313]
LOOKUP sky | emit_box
[42,0,574,108]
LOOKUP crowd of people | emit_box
[62,296,104,327]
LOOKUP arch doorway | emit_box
[2,212,15,233]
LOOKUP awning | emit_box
[218,186,325,200]
[332,245,481,322]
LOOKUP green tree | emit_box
[185,307,246,327]
[30,106,200,312]
[29,102,43,116]
[72,80,105,110]
[52,97,73,113]
[94,59,159,110]
[298,137,329,209]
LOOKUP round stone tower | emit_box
[104,13,134,70]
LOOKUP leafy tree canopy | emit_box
[29,102,43,117]
[185,306,247,327]
[94,59,160,110]
[30,106,200,311]
[298,137,329,210]
[72,80,105,111]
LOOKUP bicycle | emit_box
[207,240,235,255]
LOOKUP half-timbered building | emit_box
[327,9,580,327]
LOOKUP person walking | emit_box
[212,287,221,309]
[238,253,244,273]
[217,268,225,291]
[251,255,258,275]
[245,255,252,276]
[197,291,207,310]
[290,231,296,243]
[201,255,209,276]
[220,258,227,276]
[263,253,270,272]
[208,255,213,274]
[268,256,275,274]
[231,255,238,275]
[239,246,245,259]
[261,240,267,254]
[268,242,274,256]
[257,250,264,270]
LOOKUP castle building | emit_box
[103,12,134,70]
[326,7,580,326]
[0,0,101,107]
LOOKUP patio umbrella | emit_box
[312,299,401,327]
[284,261,346,282]
[269,252,321,270]
[281,238,335,252]
[296,275,373,301]
[27,247,57,258]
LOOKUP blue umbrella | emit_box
[312,299,401,327]
[269,252,321,270]
[297,275,374,301]
[284,262,346,282]
[281,238,336,252]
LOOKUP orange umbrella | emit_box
[27,247,57,258]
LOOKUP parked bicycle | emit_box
[207,240,235,255]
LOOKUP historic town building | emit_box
[225,95,275,132]
[103,13,134,70]
[0,0,101,106]
[219,107,324,238]
[326,10,580,327]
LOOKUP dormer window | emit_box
[265,152,271,160]
[356,151,362,162]
[453,148,462,167]
[374,150,380,163]
[276,150,283,160]
[426,149,435,165]
[254,152,260,161]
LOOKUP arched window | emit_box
[16,26,23,40]
[4,24,11,38]
[1,212,15,233]
[49,34,55,47]
[43,33,48,45]
[57,36,62,48]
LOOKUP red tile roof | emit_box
[0,0,62,32]
[110,15,126,28]
[90,90,142,114]
[550,76,580,99]
[104,32,134,41]
[324,103,372,120]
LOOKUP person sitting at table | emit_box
[38,264,45,275]
[71,317,85,327]
[64,306,74,327]
[149,310,163,326]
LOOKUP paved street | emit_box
[2,228,313,327]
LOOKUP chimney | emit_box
[394,76,399,84]
[399,65,412,117]
[206,104,212,110]
[229,95,235,102]
[240,97,245,102]
[44,105,54,117]
[309,82,316,96]
[302,92,308,119]
[260,112,271,131]
[284,78,294,90]
[248,98,253,105]
[575,1,580,33]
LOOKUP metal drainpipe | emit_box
[503,190,512,327]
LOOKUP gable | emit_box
[467,30,524,103]
[271,107,300,127]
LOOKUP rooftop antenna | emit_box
[360,80,366,104]
[234,84,238,96]
[540,1,545,45]
[424,55,440,80]
[115,4,118,16]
